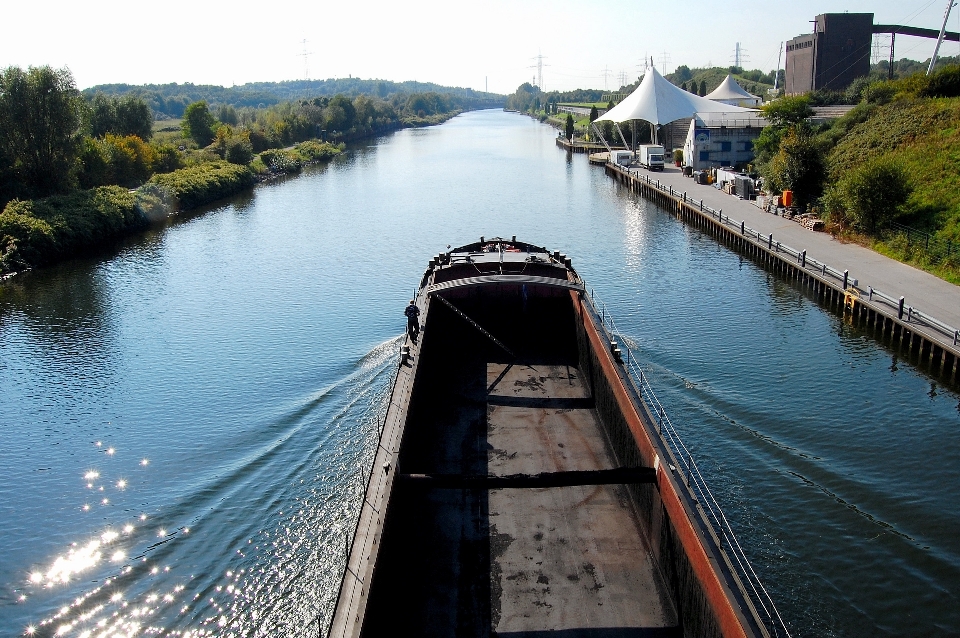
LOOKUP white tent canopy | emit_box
[705,75,761,106]
[595,67,755,126]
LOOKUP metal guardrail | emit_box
[624,169,960,348]
[589,288,792,638]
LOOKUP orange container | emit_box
[782,190,793,207]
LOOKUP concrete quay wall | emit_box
[603,162,960,384]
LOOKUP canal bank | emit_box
[2,111,959,638]
[600,161,960,383]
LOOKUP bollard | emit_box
[908,307,912,322]
[768,234,773,249]
[898,297,905,320]
[700,200,703,211]
[843,270,848,290]
[801,250,806,267]
[822,264,826,276]
[869,287,873,301]
[955,330,958,345]
[740,221,745,235]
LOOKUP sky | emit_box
[3,0,959,93]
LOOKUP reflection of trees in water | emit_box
[0,264,117,376]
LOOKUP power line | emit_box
[298,39,313,81]
[600,65,612,90]
[529,50,549,90]
[657,51,671,75]
[731,42,749,68]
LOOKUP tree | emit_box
[0,65,83,198]
[89,94,153,140]
[90,93,118,138]
[698,81,706,96]
[589,105,598,122]
[564,114,574,140]
[327,94,356,130]
[217,104,239,126]
[182,101,217,146]
[760,95,813,128]
[114,96,153,140]
[766,127,826,209]
[680,82,687,92]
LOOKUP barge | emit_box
[329,238,786,637]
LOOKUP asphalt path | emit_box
[629,165,960,332]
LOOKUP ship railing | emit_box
[623,169,960,347]
[589,288,792,638]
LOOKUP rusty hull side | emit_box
[573,290,760,638]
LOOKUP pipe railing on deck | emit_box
[589,287,792,638]
[619,167,960,346]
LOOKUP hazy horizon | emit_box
[5,0,959,94]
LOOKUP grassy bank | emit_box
[0,187,147,274]
[822,95,960,283]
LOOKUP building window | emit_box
[720,141,732,152]
[699,151,710,161]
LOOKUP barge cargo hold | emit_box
[330,238,787,638]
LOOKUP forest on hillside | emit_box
[86,77,505,118]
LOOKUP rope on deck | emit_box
[431,293,516,358]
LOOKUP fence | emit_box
[887,221,957,262]
[589,288,792,638]
[621,168,960,349]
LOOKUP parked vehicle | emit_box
[637,145,665,171]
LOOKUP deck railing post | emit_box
[801,250,806,268]
[843,270,849,290]
[898,297,905,320]
[768,234,773,249]
[740,220,745,236]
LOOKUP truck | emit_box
[610,150,634,166]
[637,145,665,171]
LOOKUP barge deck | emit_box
[329,239,785,638]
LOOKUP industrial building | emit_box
[785,13,874,95]
[785,12,960,94]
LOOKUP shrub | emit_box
[134,183,175,222]
[0,186,145,272]
[834,157,912,232]
[293,140,341,162]
[920,64,960,98]
[150,142,184,174]
[149,161,255,210]
[226,135,254,165]
[259,149,301,174]
[104,134,155,186]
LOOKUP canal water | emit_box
[1,110,958,637]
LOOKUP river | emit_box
[1,110,958,637]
